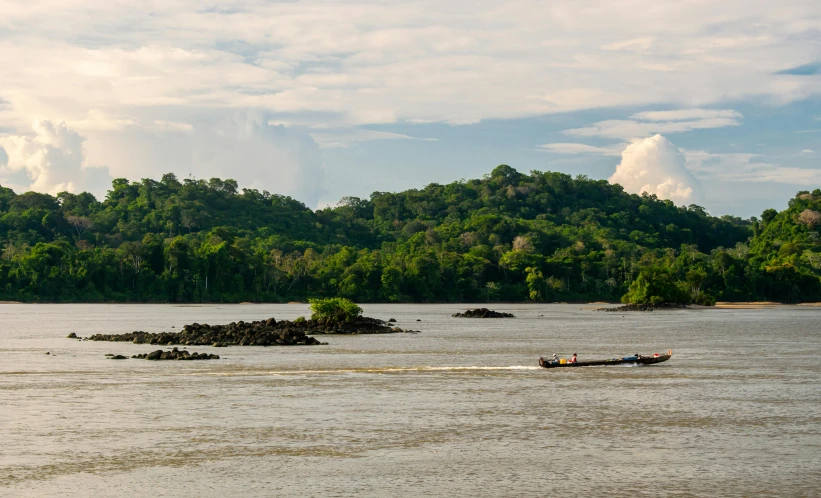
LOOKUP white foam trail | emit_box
[200,365,541,376]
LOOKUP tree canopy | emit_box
[0,168,818,304]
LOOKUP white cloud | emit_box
[309,129,437,149]
[539,142,625,156]
[602,37,655,52]
[0,120,112,195]
[1,1,820,129]
[801,149,814,154]
[541,108,742,171]
[0,113,326,205]
[566,111,742,139]
[744,166,821,183]
[685,149,821,184]
[81,111,328,206]
[609,134,701,204]
[630,109,742,122]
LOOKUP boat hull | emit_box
[539,353,672,368]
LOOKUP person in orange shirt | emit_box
[570,353,577,363]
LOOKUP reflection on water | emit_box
[2,303,821,497]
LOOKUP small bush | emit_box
[308,297,363,323]
[293,316,306,324]
[693,293,716,306]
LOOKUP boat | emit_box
[539,350,672,368]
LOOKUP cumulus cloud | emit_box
[191,114,326,206]
[609,134,702,204]
[0,120,112,195]
[81,111,327,206]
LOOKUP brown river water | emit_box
[1,303,820,497]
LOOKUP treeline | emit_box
[1,166,819,304]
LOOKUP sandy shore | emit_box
[715,302,821,309]
[582,302,821,311]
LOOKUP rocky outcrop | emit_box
[599,303,690,312]
[87,316,415,346]
[306,316,415,335]
[133,348,220,360]
[452,308,514,318]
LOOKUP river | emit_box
[1,303,820,497]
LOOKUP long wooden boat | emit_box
[539,350,672,368]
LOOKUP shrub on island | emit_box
[309,297,363,323]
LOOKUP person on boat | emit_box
[551,353,559,362]
[570,353,577,363]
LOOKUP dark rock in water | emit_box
[45,352,50,355]
[87,315,418,346]
[416,319,421,322]
[388,318,397,323]
[132,349,219,360]
[66,332,77,339]
[108,355,128,360]
[599,303,690,312]
[452,308,514,318]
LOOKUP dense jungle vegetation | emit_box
[1,165,820,304]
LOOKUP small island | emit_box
[599,267,709,311]
[87,298,416,346]
[452,308,514,318]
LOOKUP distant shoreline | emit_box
[3,300,821,308]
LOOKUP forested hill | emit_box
[1,165,819,304]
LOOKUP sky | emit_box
[0,0,820,217]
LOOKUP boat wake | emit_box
[202,365,541,376]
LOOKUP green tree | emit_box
[309,297,363,323]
